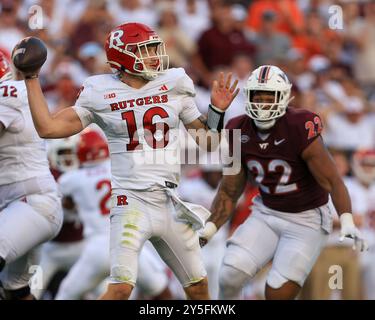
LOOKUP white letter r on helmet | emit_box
[109,30,124,49]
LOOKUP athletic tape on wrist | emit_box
[207,104,225,132]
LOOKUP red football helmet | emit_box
[0,51,12,83]
[77,129,109,165]
[105,22,169,80]
[352,149,375,185]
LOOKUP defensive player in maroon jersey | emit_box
[199,65,368,300]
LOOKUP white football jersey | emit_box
[58,160,112,237]
[73,68,201,190]
[0,80,51,184]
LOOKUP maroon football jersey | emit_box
[226,107,328,213]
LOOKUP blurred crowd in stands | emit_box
[1,0,375,300]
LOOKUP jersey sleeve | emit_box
[72,82,95,128]
[295,111,324,155]
[176,70,201,124]
[175,69,196,97]
[179,96,202,125]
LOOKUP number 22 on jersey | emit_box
[247,159,298,195]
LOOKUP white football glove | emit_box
[198,222,217,247]
[339,213,368,252]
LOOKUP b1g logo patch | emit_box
[104,92,116,99]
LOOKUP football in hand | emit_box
[12,37,47,77]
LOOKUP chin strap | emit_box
[120,66,158,81]
[254,119,276,130]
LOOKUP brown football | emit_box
[12,37,47,75]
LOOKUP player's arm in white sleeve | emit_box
[24,78,93,138]
[183,72,239,151]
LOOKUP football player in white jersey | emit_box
[55,129,172,300]
[32,136,85,300]
[14,22,239,300]
[0,52,63,299]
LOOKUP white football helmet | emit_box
[244,65,293,130]
[47,136,80,172]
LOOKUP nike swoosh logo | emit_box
[274,139,285,145]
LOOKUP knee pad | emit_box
[0,257,5,272]
[266,269,289,289]
[219,264,249,300]
[221,245,258,278]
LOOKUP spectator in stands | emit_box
[249,9,291,67]
[324,96,375,152]
[177,0,210,42]
[194,1,255,87]
[156,2,197,68]
[246,0,305,39]
[0,0,25,54]
[348,1,375,93]
[108,0,157,28]
[77,42,108,75]
[68,0,114,56]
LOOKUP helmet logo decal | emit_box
[257,66,271,84]
[109,30,125,49]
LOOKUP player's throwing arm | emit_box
[12,37,84,139]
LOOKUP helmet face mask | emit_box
[56,149,80,172]
[48,136,80,173]
[106,23,169,81]
[130,41,169,80]
[244,65,293,130]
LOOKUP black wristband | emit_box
[207,104,225,132]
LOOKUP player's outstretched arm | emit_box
[185,72,239,151]
[302,137,368,251]
[199,165,247,246]
[12,36,84,139]
[24,78,84,138]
